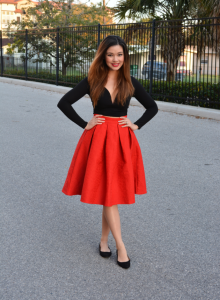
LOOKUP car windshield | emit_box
[144,62,166,69]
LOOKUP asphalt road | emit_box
[1,82,220,300]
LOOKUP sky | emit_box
[31,0,119,6]
[76,0,135,22]
[96,0,118,7]
[77,0,119,7]
[32,0,135,23]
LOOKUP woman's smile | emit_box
[112,63,120,67]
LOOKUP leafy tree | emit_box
[6,0,112,75]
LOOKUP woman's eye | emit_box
[107,54,123,57]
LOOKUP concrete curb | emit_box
[1,76,220,121]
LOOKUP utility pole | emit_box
[103,0,106,25]
[103,0,106,39]
[66,0,72,26]
[68,0,72,9]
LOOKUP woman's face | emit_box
[105,45,124,71]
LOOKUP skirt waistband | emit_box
[93,113,127,122]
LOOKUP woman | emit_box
[57,35,158,269]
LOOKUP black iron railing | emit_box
[0,17,220,109]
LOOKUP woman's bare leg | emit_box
[100,209,111,252]
[103,205,129,262]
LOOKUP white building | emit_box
[0,0,38,31]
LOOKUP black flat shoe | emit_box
[116,250,130,269]
[99,243,112,258]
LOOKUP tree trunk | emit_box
[166,52,179,81]
[157,21,185,81]
[62,58,66,76]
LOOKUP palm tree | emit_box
[114,0,191,80]
[115,0,190,21]
[190,0,220,48]
[114,0,220,81]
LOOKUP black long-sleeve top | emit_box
[57,76,158,130]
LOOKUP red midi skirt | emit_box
[62,114,147,206]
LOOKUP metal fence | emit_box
[0,17,220,109]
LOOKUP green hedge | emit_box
[2,70,220,109]
[139,79,220,109]
[3,70,86,87]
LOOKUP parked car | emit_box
[142,61,186,81]
[142,61,167,80]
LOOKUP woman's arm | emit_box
[57,77,90,129]
[131,76,158,130]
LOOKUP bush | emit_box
[138,79,220,109]
[3,69,86,87]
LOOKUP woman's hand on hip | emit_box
[84,115,105,130]
[118,117,139,131]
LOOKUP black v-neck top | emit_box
[57,76,158,130]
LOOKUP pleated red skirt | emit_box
[62,114,147,206]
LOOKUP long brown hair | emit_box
[88,35,135,107]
